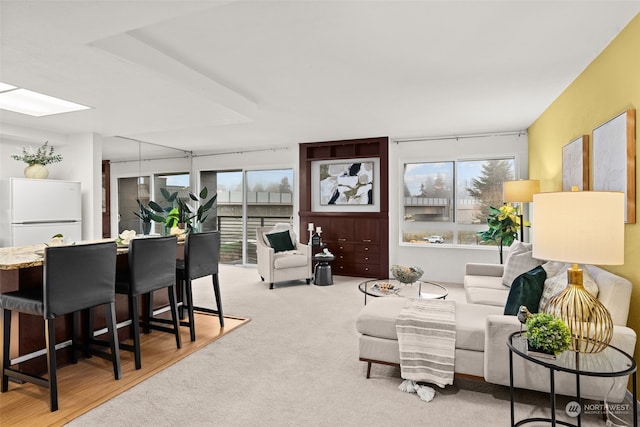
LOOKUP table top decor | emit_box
[390,265,424,284]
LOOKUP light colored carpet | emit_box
[68,266,626,426]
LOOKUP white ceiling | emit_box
[1,1,639,161]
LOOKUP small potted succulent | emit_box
[11,141,63,179]
[525,313,571,358]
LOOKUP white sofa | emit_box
[356,263,636,402]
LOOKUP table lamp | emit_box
[503,179,540,241]
[532,190,624,353]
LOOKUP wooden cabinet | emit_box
[307,215,388,278]
[300,137,389,279]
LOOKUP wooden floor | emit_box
[0,313,250,426]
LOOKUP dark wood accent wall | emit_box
[299,137,389,278]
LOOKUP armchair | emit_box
[256,224,312,289]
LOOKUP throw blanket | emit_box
[396,298,456,388]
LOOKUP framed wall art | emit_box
[562,135,589,191]
[592,108,636,223]
[311,158,380,212]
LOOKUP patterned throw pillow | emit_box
[539,264,599,312]
[501,241,544,287]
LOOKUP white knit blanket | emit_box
[396,298,456,388]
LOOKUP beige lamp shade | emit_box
[532,191,624,265]
[532,190,624,353]
[503,179,540,203]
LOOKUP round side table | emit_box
[312,254,335,286]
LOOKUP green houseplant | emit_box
[147,187,216,234]
[134,198,163,235]
[476,204,520,264]
[11,141,63,179]
[525,313,571,356]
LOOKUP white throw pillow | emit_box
[539,264,599,312]
[501,241,543,287]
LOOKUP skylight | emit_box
[0,82,91,117]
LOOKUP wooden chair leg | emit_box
[44,318,58,412]
[1,308,11,392]
[105,302,122,380]
[366,362,372,379]
[168,286,182,349]
[71,311,80,364]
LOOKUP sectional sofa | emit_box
[356,253,636,402]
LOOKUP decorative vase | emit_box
[142,222,152,235]
[24,164,49,179]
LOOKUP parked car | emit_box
[425,235,444,244]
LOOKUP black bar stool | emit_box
[177,231,224,341]
[1,241,120,412]
[116,236,181,370]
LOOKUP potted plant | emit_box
[134,198,162,235]
[10,141,63,179]
[476,204,520,264]
[148,186,216,234]
[525,313,571,358]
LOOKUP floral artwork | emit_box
[319,162,373,205]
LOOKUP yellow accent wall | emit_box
[529,13,640,395]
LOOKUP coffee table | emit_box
[358,278,448,304]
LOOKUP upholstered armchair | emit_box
[256,224,312,289]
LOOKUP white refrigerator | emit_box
[0,177,82,247]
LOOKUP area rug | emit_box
[0,313,249,427]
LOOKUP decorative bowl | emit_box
[390,265,424,284]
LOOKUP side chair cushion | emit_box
[273,252,308,269]
[265,230,295,253]
[0,288,45,316]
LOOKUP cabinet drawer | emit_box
[355,252,379,264]
[353,263,379,277]
[354,244,379,255]
[329,242,354,253]
[334,252,355,263]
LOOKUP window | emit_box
[200,168,294,265]
[402,158,515,245]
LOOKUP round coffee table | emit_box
[358,278,448,304]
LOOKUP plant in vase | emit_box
[148,186,217,234]
[525,312,570,357]
[134,198,163,235]
[476,204,520,264]
[10,141,63,179]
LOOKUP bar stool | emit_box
[1,241,120,412]
[116,235,181,370]
[177,231,224,342]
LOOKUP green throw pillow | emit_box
[265,230,295,253]
[503,265,547,315]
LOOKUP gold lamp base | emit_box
[544,264,613,353]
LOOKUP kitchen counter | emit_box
[0,240,130,270]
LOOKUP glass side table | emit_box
[507,332,637,427]
[358,278,448,305]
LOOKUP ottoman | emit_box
[355,297,504,379]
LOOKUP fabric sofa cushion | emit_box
[455,302,504,352]
[273,252,308,269]
[503,265,547,315]
[539,264,598,312]
[265,230,295,253]
[356,297,406,340]
[501,242,543,287]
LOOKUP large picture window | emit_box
[402,158,515,245]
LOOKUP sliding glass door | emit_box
[201,168,294,265]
